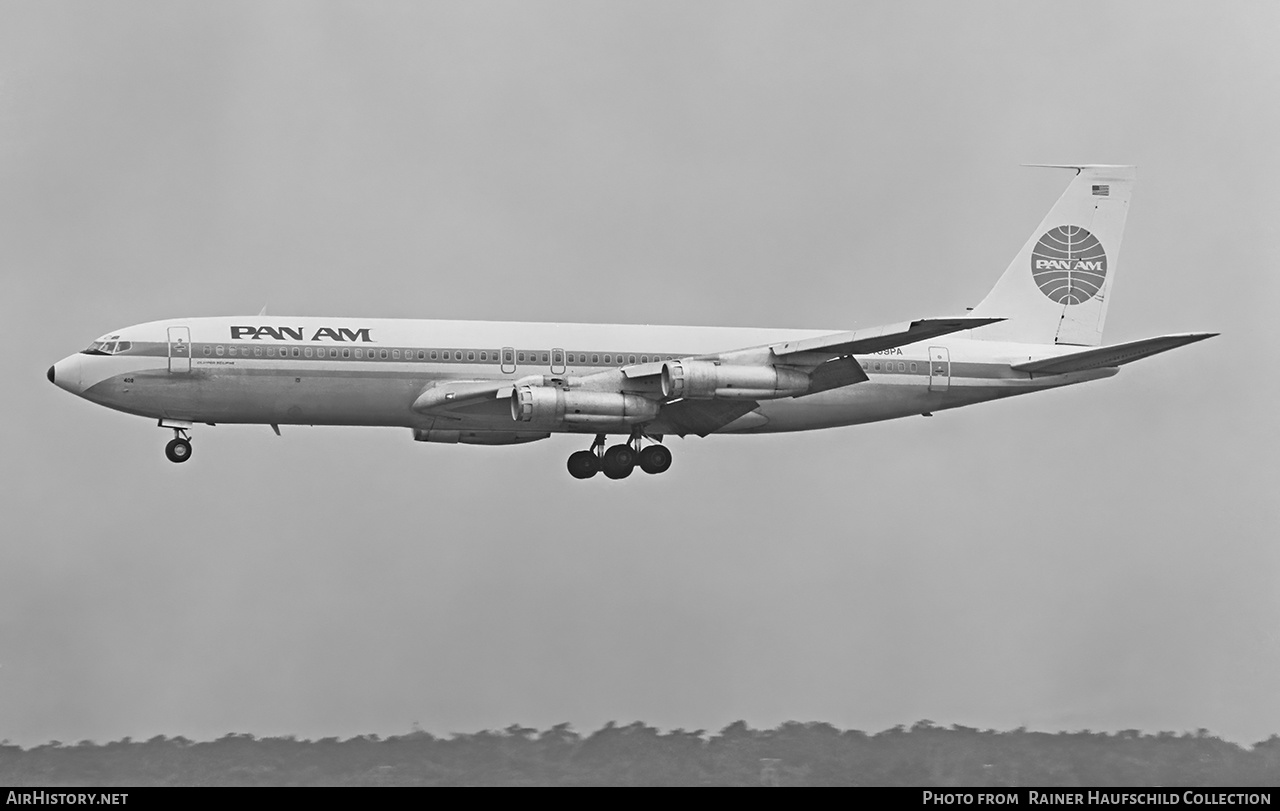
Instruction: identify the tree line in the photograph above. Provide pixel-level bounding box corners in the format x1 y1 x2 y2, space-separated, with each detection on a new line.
1 720 1277 786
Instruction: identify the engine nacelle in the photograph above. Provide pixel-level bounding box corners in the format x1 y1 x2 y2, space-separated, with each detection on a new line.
661 360 809 400
510 386 660 425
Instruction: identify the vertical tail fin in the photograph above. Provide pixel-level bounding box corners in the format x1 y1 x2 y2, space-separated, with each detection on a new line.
970 165 1135 346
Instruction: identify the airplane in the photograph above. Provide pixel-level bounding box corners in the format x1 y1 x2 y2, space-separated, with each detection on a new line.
48 165 1215 480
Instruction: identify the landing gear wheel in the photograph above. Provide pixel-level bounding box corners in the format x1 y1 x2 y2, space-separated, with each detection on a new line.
601 444 636 480
639 444 672 475
567 449 601 479
165 438 192 464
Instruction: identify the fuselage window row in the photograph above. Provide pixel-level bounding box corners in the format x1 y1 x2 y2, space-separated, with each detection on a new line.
861 361 921 374
195 344 683 367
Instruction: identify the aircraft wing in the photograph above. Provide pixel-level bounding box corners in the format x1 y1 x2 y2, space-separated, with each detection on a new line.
608 316 1003 397
417 317 1007 427
766 317 1004 363
1010 333 1217 375
611 316 1004 383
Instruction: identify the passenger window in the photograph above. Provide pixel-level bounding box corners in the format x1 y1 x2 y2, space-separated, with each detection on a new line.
329 349 337 358
540 352 547 363
518 352 525 362
216 345 224 356
898 362 906 372
393 349 401 359
255 347 262 357
873 362 880 371
267 347 275 357
628 355 636 364
468 351 475 361
292 348 300 357
380 349 388 359
641 355 648 363
203 346 211 356
343 349 350 358
603 354 611 364
417 351 424 360
910 362 917 372
480 351 487 361
860 362 868 370
304 347 312 358
591 354 599 364
453 351 461 361
429 351 438 360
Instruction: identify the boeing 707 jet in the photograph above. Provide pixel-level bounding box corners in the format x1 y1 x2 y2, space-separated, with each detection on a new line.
48 165 1214 479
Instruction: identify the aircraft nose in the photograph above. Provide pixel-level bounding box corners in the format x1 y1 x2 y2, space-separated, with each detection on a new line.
49 355 84 395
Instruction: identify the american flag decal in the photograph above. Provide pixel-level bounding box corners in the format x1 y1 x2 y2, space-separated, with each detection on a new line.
1092 184 1110 196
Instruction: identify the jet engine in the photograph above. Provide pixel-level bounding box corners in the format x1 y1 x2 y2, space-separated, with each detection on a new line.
511 386 660 425
661 360 809 400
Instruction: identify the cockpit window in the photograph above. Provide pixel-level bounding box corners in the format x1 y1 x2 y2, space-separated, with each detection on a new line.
80 340 130 356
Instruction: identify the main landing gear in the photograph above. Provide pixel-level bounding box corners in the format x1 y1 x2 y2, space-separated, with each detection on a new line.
164 427 193 464
567 433 673 480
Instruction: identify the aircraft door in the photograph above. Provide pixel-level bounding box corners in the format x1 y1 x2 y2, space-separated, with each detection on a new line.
501 346 516 374
168 326 191 374
928 346 950 392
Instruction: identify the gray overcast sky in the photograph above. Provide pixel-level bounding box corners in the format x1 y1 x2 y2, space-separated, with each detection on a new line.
2 1 1277 746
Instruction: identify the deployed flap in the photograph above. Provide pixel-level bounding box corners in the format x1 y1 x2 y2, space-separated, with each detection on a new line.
652 399 760 437
802 355 870 396
622 361 665 379
1011 332 1217 375
412 380 510 413
771 317 1003 359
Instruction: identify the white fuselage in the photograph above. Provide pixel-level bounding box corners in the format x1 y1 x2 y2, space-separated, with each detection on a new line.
49 316 1114 439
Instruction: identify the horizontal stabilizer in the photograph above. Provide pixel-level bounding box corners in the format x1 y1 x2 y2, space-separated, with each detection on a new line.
1011 332 1217 375
771 317 1003 359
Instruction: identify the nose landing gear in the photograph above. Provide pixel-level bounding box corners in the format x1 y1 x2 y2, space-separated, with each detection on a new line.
565 433 671 480
161 421 193 463
165 438 192 463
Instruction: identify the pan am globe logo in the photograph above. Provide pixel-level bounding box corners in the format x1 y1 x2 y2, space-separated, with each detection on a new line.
1031 225 1107 305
